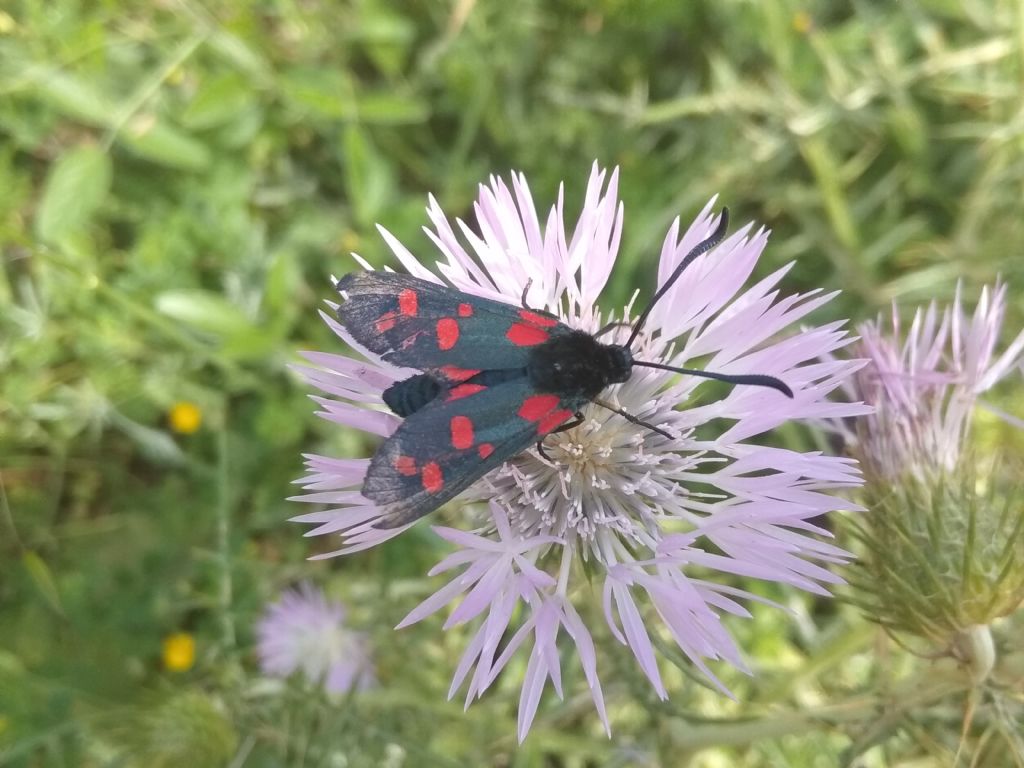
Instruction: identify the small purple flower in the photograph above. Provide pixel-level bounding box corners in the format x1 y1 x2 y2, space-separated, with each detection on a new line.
256 584 373 694
293 164 867 739
834 282 1024 478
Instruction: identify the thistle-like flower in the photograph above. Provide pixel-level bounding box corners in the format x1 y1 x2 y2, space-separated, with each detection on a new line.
836 283 1024 480
256 584 373 694
293 165 867 738
836 285 1024 650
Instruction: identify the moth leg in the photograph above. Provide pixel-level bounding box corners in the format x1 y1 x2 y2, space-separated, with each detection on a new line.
520 279 534 309
549 411 585 435
593 398 673 439
536 439 553 462
535 412 585 464
519 279 560 320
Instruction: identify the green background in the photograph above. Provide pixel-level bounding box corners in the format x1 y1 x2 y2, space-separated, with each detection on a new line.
2 0 1023 765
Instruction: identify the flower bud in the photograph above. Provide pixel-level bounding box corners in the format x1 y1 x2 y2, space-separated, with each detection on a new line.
850 464 1024 645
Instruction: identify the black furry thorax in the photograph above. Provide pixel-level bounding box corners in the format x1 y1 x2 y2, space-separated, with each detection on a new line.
527 331 632 401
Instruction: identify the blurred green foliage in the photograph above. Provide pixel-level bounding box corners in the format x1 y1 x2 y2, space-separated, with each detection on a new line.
2 0 1023 765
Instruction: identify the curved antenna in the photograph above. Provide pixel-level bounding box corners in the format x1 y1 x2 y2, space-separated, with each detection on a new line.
632 359 793 397
624 208 730 349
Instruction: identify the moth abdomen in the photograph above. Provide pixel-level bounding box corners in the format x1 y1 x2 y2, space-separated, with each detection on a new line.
383 373 443 417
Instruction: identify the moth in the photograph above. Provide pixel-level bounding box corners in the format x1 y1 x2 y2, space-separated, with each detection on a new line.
335 209 792 528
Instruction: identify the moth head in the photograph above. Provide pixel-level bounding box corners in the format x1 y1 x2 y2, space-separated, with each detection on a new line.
605 344 633 384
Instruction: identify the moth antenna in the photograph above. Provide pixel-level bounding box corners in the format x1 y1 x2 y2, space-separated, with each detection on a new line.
632 359 793 398
624 208 729 349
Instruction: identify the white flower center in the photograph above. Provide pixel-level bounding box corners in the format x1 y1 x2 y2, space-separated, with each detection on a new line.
481 388 698 562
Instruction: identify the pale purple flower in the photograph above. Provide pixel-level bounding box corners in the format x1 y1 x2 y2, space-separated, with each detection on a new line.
256 584 373 694
834 282 1024 478
292 164 867 739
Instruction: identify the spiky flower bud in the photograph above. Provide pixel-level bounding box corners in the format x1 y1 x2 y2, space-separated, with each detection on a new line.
836 284 1024 653
120 691 237 768
848 465 1024 648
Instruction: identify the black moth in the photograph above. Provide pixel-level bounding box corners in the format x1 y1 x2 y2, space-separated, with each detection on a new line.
335 209 792 529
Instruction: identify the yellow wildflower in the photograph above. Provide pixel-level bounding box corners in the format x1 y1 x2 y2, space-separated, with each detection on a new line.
792 11 813 34
169 402 202 434
340 230 361 253
163 632 196 672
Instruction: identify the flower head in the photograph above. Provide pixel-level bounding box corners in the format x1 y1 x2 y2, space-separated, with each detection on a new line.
256 584 373 694
837 282 1024 480
168 401 202 434
162 631 196 672
834 284 1024 646
293 164 867 738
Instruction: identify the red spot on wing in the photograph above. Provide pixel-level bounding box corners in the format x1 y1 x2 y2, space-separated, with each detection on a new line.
506 322 549 347
376 312 397 333
394 455 418 476
450 415 474 449
538 409 573 435
458 303 473 317
421 462 444 493
437 318 460 350
439 365 480 382
519 309 558 327
447 383 487 401
477 443 494 459
518 394 561 421
398 289 418 316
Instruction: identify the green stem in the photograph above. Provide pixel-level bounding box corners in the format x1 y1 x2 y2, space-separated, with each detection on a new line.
667 661 973 753
758 619 876 704
216 425 235 650
0 471 25 552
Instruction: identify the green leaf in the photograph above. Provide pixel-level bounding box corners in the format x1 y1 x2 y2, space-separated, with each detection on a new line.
155 289 254 338
355 91 429 124
108 410 187 466
22 67 209 170
263 250 301 318
279 70 426 124
29 68 114 126
121 116 210 171
220 328 283 361
208 30 273 81
281 68 356 120
342 125 393 227
22 551 64 617
0 650 26 676
182 73 254 130
34 145 112 243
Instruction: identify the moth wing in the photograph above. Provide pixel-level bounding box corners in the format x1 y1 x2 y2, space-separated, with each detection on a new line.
363 376 576 528
336 271 570 371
